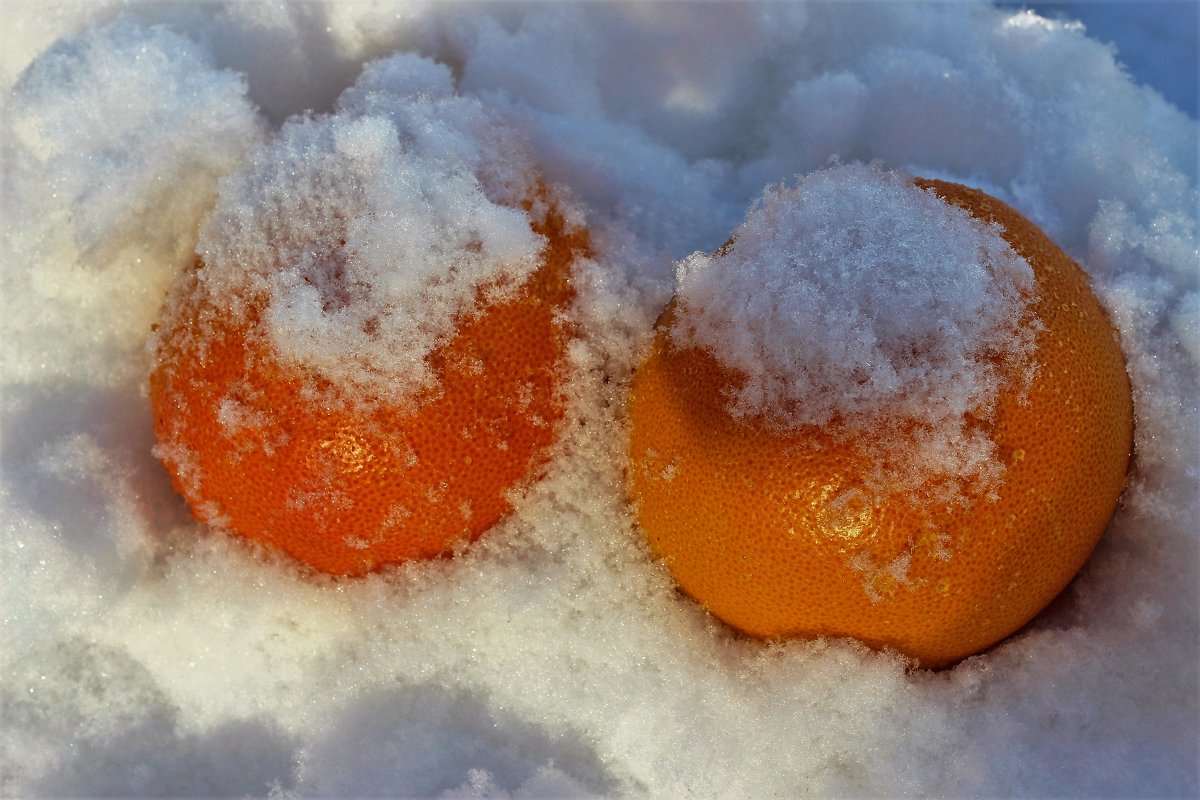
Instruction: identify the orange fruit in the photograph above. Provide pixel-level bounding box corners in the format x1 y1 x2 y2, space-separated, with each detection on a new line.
627 179 1133 668
150 191 587 576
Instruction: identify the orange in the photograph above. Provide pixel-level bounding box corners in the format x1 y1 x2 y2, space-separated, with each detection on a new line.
150 191 588 576
627 179 1133 668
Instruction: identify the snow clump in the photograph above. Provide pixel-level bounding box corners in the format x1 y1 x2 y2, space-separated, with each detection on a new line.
176 53 550 404
671 162 1039 495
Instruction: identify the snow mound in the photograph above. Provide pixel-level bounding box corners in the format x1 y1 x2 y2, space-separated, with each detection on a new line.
178 53 549 403
671 163 1038 495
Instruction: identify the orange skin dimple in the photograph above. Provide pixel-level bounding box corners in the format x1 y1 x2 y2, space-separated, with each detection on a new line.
627 179 1134 668
151 195 588 576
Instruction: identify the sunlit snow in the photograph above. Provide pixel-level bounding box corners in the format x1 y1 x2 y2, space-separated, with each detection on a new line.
1 2 1196 797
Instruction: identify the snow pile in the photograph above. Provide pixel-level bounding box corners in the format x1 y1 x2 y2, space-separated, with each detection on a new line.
1 19 262 385
0 2 1196 798
671 163 1037 495
1021 1 1199 117
177 53 548 402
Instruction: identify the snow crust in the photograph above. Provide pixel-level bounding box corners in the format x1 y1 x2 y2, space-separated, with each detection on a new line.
1 2 1196 798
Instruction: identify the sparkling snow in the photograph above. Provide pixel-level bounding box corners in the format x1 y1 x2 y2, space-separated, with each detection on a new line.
1 2 1196 797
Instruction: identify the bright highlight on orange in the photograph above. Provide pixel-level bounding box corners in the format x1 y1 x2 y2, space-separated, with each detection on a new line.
627 180 1134 668
150 194 587 576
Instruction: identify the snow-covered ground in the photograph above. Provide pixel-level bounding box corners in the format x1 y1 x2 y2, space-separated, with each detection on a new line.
2 2 1197 797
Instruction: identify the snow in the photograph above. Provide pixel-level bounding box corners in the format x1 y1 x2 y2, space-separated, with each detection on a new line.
670 163 1037 497
179 52 548 403
1 2 1197 797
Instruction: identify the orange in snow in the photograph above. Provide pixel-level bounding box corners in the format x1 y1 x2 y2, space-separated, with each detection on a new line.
627 180 1133 668
150 193 587 576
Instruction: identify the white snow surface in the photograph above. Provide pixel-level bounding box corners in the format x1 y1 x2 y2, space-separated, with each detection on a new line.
1 2 1197 798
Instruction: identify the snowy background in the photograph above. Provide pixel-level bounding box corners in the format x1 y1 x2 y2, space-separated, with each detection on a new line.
2 1 1197 797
